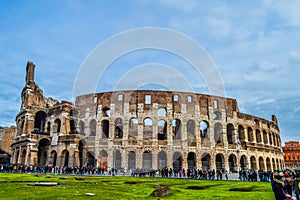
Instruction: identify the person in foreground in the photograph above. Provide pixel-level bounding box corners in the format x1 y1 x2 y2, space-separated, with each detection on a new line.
272 172 292 200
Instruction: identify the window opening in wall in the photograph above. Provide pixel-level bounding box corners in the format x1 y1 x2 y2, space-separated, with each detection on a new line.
118 94 123 101
200 121 208 138
173 94 179 102
187 96 192 103
145 94 151 104
253 119 259 125
157 107 167 117
93 96 97 103
157 120 167 140
213 99 219 109
102 108 110 117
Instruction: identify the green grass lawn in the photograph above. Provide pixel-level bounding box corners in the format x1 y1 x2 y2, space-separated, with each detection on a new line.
0 173 275 200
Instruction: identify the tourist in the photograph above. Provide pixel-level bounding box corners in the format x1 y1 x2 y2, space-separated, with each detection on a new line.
283 172 293 197
293 174 300 200
272 172 292 200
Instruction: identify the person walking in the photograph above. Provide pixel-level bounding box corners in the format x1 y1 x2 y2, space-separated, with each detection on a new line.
293 174 300 200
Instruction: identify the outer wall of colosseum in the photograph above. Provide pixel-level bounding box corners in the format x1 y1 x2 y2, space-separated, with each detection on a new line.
11 62 284 173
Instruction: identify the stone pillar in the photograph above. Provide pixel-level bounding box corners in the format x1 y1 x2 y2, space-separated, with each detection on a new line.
182 152 188 170
152 150 157 170
244 128 248 141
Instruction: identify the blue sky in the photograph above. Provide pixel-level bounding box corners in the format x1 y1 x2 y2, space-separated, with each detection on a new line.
0 0 299 143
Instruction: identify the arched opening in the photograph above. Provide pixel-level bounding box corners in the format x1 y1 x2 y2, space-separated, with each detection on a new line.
263 130 268 144
240 155 248 170
256 130 261 143
201 153 211 170
78 140 85 167
20 149 26 165
70 109 79 118
248 127 254 142
53 118 61 133
213 111 222 120
157 107 167 117
143 118 153 140
87 152 95 167
266 157 271 171
238 125 245 141
172 119 181 140
38 138 50 167
143 151 152 170
214 123 223 143
102 108 110 117
79 120 85 135
228 154 237 172
34 111 47 133
216 154 225 170
187 152 196 169
259 157 265 170
269 133 273 145
187 120 196 146
50 150 57 167
157 151 167 169
128 151 136 170
129 118 138 137
173 152 182 170
114 118 123 138
47 121 51 133
250 156 256 170
69 119 77 134
89 119 97 136
61 150 69 167
276 158 279 170
99 150 108 171
114 149 122 170
157 120 167 140
227 124 234 144
15 150 20 164
102 120 109 138
200 121 209 138
272 158 276 170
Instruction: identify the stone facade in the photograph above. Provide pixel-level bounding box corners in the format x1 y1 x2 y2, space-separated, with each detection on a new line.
282 141 300 167
0 126 16 155
10 61 285 172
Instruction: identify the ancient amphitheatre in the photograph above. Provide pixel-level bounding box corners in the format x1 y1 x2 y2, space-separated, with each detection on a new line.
11 61 284 173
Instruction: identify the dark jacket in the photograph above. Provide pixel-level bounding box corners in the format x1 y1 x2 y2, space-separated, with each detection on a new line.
294 179 300 195
273 179 286 200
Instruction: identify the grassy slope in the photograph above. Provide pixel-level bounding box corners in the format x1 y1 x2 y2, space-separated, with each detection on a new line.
0 173 274 200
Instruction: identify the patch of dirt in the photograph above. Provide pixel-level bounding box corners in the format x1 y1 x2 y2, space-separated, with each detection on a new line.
186 184 224 190
229 187 253 192
124 181 139 184
151 186 172 197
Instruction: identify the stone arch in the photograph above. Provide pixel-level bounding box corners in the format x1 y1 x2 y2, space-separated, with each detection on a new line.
201 153 211 170
173 152 183 170
187 152 196 169
143 118 153 139
250 156 257 170
240 155 248 170
157 107 167 117
213 111 222 120
14 149 20 164
248 127 254 142
53 118 61 133
89 119 96 136
228 154 237 172
214 123 223 143
20 149 26 165
259 156 265 170
143 151 152 170
200 120 209 138
263 130 268 144
50 150 57 167
102 119 109 138
113 149 122 170
38 138 50 167
99 149 108 171
238 125 245 140
172 119 182 140
157 119 167 140
157 151 167 169
34 111 47 133
276 158 279 170
216 153 225 170
102 107 110 117
187 120 196 146
128 151 136 170
78 140 86 167
69 119 77 134
272 158 276 170
61 149 70 167
227 123 234 144
129 118 138 137
266 157 271 171
79 120 85 135
256 129 262 143
114 118 123 138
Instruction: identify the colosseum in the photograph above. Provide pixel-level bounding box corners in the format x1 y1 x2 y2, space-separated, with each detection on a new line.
11 61 285 173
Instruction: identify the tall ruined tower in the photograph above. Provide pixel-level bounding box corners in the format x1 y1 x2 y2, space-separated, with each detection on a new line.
25 61 35 85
